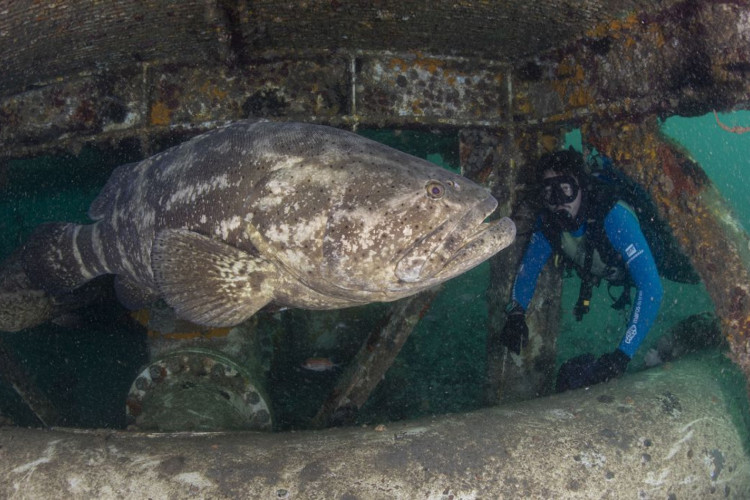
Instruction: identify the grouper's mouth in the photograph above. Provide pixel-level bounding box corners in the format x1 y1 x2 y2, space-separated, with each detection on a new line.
394 196 516 284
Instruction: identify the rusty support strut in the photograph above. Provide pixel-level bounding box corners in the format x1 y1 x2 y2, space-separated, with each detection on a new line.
585 118 750 397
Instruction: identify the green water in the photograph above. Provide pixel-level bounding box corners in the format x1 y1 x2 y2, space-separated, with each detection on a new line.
663 111 750 225
0 118 748 440
664 112 750 448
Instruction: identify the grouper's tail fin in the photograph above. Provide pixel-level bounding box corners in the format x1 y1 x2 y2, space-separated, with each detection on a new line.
0 246 106 332
21 222 106 293
0 249 54 332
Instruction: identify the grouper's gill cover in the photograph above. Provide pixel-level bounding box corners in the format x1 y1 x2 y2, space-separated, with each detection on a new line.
13 120 516 329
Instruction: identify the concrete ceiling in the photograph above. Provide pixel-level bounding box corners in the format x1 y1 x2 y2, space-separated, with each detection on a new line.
1 0 679 96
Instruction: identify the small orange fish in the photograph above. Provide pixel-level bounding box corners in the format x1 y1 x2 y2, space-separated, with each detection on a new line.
300 357 340 372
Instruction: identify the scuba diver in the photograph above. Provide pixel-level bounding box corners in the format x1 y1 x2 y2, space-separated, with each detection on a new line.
498 149 664 392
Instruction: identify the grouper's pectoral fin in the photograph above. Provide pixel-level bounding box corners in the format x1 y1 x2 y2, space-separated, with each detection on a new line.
151 229 276 327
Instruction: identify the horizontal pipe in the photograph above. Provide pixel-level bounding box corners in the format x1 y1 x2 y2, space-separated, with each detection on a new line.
1 353 748 499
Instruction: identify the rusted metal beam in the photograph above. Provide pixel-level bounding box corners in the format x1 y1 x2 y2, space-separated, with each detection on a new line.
311 288 439 428
465 127 564 404
512 2 750 127
0 51 511 161
2 2 750 164
585 117 750 398
1 0 684 99
0 338 59 428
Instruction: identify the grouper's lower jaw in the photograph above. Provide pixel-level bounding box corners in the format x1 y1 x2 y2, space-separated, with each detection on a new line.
394 195 500 284
416 216 516 285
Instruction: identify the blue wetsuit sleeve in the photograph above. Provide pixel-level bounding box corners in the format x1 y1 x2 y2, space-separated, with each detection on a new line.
511 230 553 311
603 203 664 358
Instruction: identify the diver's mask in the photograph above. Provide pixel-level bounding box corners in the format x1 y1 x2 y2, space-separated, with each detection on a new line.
541 175 583 231
541 175 579 206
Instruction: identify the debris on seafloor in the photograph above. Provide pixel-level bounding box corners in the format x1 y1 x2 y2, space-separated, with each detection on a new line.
0 337 59 427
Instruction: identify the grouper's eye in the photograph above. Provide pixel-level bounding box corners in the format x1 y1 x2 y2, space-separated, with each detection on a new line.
425 180 445 199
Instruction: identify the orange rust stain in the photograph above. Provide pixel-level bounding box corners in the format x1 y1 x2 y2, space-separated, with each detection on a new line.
539 135 559 152
572 65 585 83
474 165 494 184
647 24 666 49
588 11 641 39
586 23 609 39
146 327 232 340
549 55 596 110
131 309 150 327
656 145 700 197
411 99 424 115
150 101 172 126
515 96 533 116
568 87 594 108
204 327 232 338
133 309 233 339
126 397 143 416
607 19 624 37
389 57 408 72
623 13 640 29
200 82 229 100
555 58 577 79
416 58 442 75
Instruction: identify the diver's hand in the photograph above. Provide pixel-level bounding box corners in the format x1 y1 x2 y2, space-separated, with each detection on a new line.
499 303 529 355
595 349 630 379
556 349 630 392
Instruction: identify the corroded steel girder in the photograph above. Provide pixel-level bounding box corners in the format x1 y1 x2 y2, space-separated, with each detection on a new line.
460 128 563 404
585 118 750 397
514 2 750 125
0 0 686 98
0 52 509 161
1 1 749 163
311 289 440 429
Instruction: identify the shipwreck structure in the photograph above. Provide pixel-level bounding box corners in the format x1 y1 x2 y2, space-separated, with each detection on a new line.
1 0 750 497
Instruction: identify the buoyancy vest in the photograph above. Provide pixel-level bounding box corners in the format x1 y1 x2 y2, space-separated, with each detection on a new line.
539 179 637 320
539 169 701 320
583 155 701 286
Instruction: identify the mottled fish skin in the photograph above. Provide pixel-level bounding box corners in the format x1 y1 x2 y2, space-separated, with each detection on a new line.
0 250 103 332
17 120 515 328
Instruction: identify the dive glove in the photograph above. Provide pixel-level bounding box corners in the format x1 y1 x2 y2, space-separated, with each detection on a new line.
555 348 630 392
499 302 529 355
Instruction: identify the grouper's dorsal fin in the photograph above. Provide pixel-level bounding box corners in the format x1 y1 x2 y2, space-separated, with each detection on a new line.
88 162 138 220
151 229 276 327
